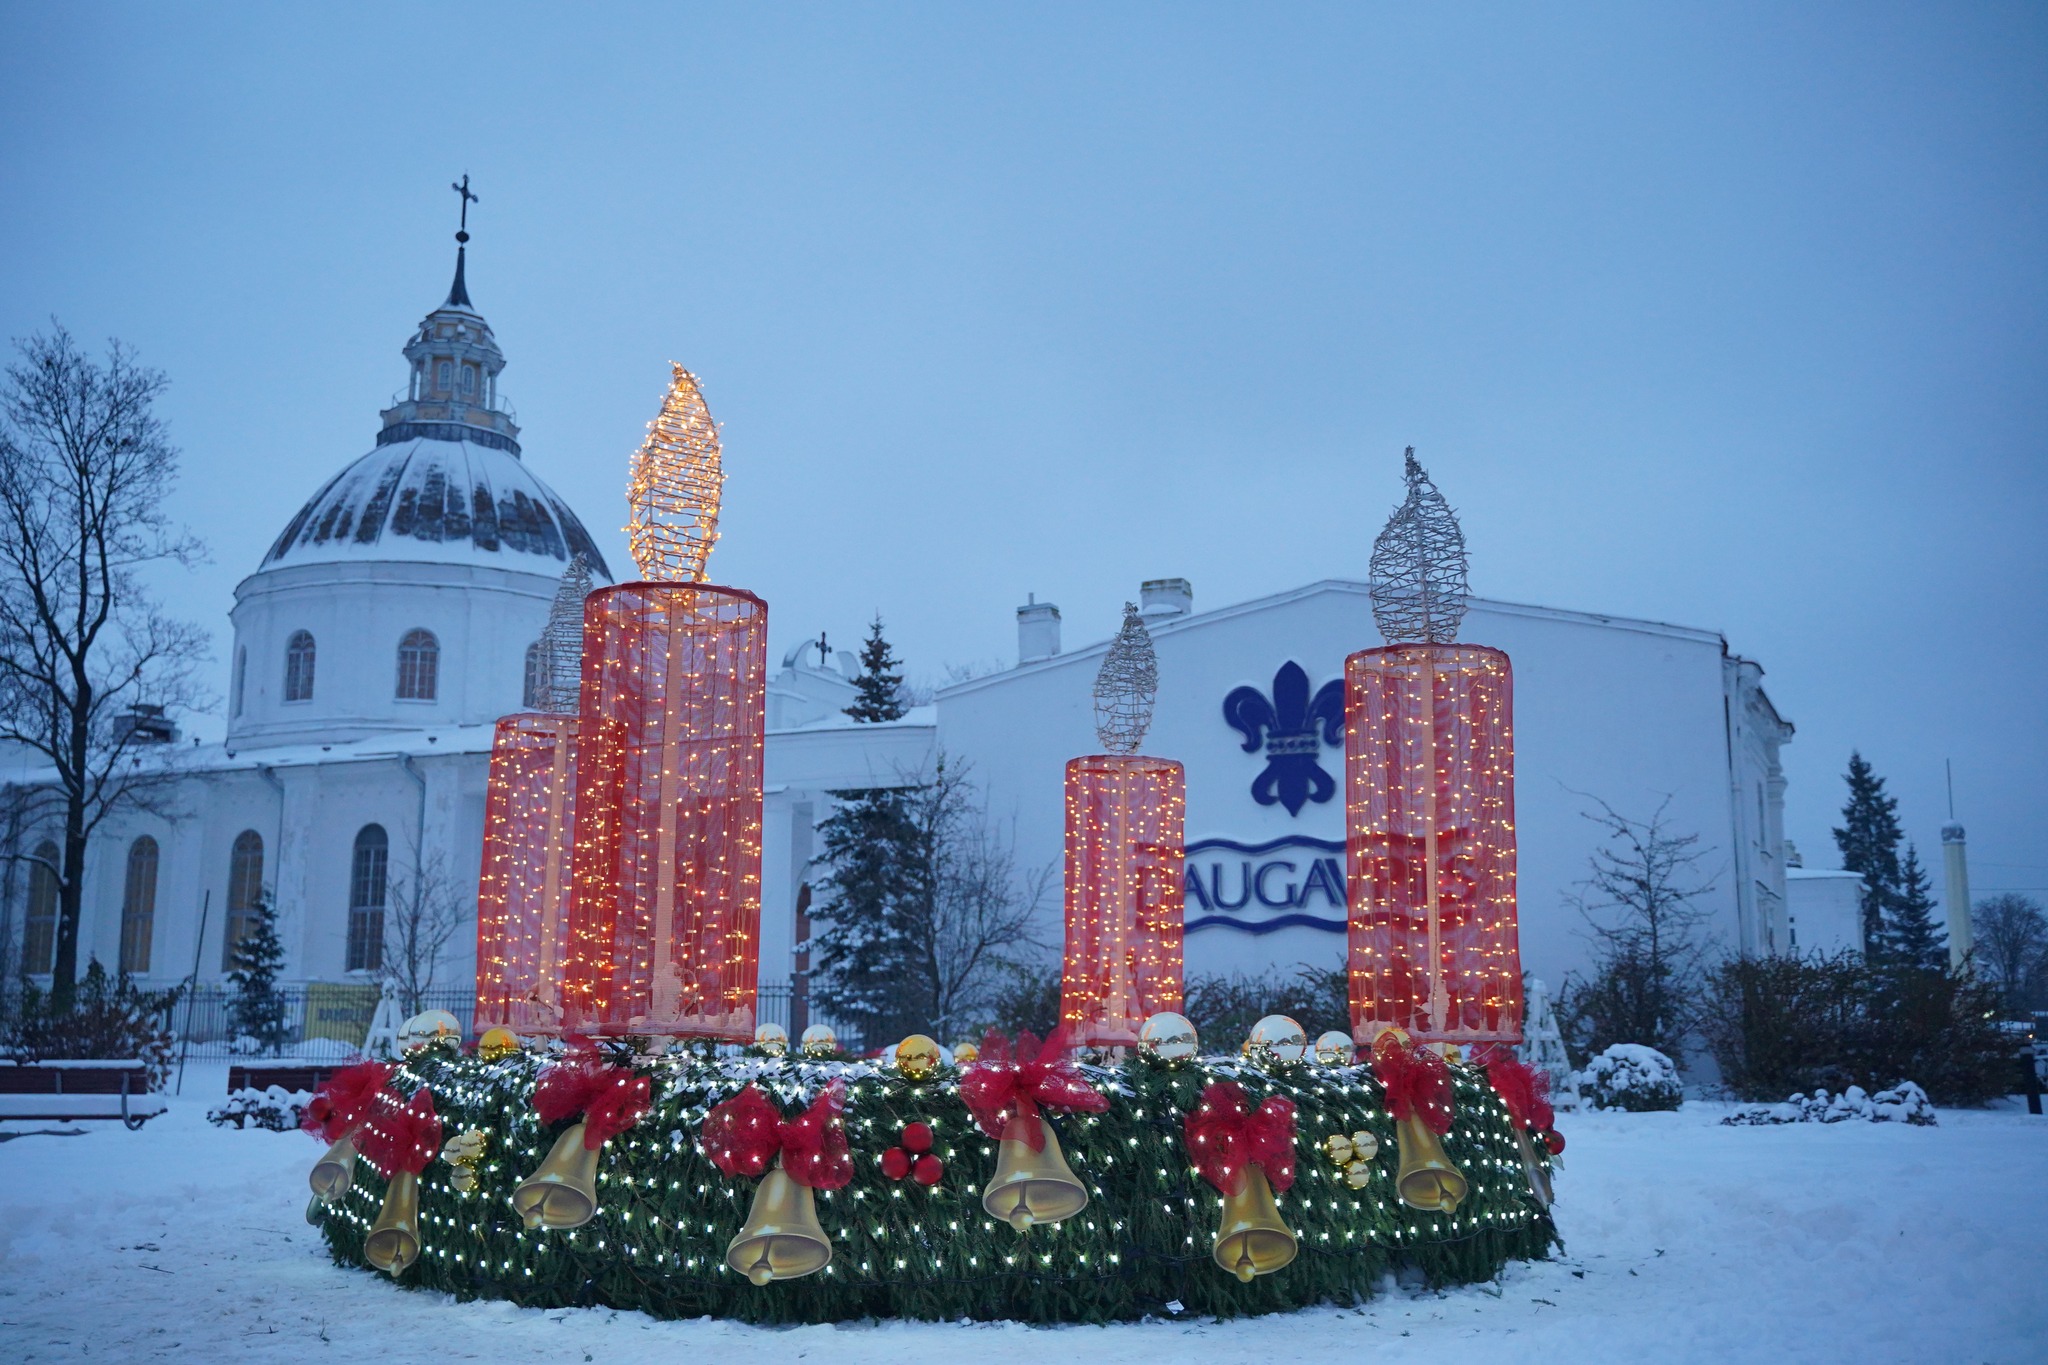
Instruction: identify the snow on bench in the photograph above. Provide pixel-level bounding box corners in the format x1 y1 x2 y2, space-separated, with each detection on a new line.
0 1059 167 1129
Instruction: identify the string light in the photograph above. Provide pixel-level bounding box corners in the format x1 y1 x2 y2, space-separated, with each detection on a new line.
626 364 722 584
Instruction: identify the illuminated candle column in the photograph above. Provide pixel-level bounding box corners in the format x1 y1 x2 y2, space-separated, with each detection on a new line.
1061 604 1185 1047
1345 451 1522 1046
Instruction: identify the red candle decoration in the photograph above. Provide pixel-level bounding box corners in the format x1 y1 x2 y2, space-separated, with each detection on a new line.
1344 643 1521 1045
561 582 766 1040
475 712 580 1035
1060 755 1186 1047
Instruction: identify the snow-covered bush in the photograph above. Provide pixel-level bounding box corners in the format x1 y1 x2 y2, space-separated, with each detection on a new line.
1722 1081 1937 1127
1576 1043 1683 1111
207 1085 310 1131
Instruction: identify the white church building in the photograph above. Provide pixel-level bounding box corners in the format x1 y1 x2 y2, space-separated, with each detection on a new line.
1 236 1806 1048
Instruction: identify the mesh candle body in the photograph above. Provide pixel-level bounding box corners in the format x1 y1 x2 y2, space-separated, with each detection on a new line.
562 582 766 1040
1344 644 1521 1045
1061 755 1186 1047
475 712 580 1034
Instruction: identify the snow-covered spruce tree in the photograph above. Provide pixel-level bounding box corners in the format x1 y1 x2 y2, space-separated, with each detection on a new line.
808 784 932 1048
844 614 907 722
1879 844 1947 973
1833 752 1904 957
226 890 290 1055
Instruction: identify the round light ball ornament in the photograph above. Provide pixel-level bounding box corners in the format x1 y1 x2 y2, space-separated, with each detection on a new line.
1244 1015 1308 1064
754 1023 789 1056
477 1026 521 1061
1138 1011 1198 1061
952 1041 980 1066
1313 1030 1355 1065
894 1034 943 1080
800 1024 838 1058
398 1009 462 1053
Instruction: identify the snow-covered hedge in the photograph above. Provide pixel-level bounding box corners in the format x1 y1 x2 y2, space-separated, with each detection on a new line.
1722 1081 1937 1127
207 1086 310 1131
1576 1044 1684 1111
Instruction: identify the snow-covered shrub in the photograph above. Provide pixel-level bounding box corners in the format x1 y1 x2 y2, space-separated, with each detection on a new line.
1722 1080 1937 1127
207 1085 311 1131
1576 1043 1683 1111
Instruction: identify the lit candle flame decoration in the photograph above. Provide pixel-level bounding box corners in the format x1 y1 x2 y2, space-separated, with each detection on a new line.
1092 602 1159 755
1368 447 1469 645
627 364 723 583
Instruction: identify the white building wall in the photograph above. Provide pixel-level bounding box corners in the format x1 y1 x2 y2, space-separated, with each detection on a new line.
1787 869 1865 958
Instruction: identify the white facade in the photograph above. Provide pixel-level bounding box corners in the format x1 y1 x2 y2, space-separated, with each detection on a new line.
1786 866 1866 959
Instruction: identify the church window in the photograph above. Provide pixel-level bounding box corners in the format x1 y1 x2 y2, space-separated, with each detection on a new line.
22 841 59 974
396 629 439 701
284 631 315 702
523 641 543 709
461 364 476 394
232 647 247 717
119 835 158 974
222 830 264 968
347 824 388 973
436 360 452 391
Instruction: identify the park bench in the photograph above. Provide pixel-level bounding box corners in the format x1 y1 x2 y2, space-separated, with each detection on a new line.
0 1059 166 1129
227 1064 341 1095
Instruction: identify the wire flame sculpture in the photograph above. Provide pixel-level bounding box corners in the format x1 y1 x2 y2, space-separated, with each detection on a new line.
538 554 593 713
1092 603 1159 755
627 364 723 583
1368 448 1469 644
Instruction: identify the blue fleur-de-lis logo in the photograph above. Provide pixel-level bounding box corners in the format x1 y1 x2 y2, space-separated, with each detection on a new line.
1222 662 1345 817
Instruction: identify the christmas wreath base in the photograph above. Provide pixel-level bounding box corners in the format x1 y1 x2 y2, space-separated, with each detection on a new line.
312 1048 1558 1325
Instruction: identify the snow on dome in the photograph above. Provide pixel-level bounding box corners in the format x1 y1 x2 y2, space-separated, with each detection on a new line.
262 436 613 579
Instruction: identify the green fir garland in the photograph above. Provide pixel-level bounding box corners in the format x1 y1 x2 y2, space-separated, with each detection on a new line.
314 1045 1557 1324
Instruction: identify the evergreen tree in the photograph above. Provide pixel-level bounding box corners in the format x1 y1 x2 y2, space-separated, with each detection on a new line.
844 615 907 722
808 786 933 1046
1832 752 1904 955
1879 844 1948 973
226 891 291 1055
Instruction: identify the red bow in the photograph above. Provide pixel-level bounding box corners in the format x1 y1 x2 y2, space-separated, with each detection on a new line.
1184 1081 1296 1195
1478 1048 1555 1134
958 1028 1108 1151
533 1037 652 1149
1372 1031 1453 1136
356 1087 442 1178
300 1060 392 1143
700 1082 853 1190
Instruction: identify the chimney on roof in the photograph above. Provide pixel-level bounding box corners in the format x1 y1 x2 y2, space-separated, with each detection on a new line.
1017 593 1061 663
1139 578 1193 621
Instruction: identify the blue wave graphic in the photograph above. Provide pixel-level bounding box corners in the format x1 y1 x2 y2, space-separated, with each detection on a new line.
1186 834 1345 857
1187 912 1347 936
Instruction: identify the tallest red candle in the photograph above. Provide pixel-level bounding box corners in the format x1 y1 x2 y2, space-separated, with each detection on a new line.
561 582 765 1040
1344 643 1520 1045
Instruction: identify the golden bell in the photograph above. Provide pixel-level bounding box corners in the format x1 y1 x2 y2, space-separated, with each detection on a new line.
1213 1162 1297 1281
308 1134 357 1201
363 1170 421 1276
1514 1127 1554 1208
981 1115 1088 1231
511 1123 600 1231
1394 1111 1468 1213
725 1157 832 1285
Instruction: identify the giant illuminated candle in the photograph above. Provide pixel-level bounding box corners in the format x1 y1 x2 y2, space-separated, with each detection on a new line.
1061 604 1185 1046
1345 451 1522 1046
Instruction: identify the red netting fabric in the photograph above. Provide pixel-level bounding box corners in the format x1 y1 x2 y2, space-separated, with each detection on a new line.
1059 755 1186 1047
1344 643 1522 1044
561 582 766 1040
474 713 579 1035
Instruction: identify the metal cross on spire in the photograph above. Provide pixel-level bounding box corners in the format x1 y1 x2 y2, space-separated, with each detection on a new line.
452 173 479 242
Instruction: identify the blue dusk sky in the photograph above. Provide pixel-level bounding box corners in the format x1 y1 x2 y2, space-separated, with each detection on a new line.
1 4 2043 897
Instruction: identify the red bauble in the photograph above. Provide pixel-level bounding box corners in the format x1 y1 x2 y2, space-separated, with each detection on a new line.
1545 1129 1565 1156
901 1121 933 1154
912 1154 944 1186
880 1146 912 1180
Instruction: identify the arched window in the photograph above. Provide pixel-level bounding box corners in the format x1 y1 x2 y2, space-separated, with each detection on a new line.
284 630 315 702
460 364 476 394
221 830 264 968
119 836 159 974
522 640 544 709
232 647 247 718
347 824 388 972
436 360 452 391
22 840 59 974
396 629 439 701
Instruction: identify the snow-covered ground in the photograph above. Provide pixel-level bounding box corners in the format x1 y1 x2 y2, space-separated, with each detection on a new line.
2 1068 2043 1364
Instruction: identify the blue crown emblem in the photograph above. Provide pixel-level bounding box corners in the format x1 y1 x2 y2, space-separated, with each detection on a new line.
1222 661 1345 817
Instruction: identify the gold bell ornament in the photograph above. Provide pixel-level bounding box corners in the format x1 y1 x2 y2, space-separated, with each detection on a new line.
1185 1080 1298 1280
700 1081 854 1285
512 1122 601 1230
513 1047 652 1231
309 1134 358 1201
982 1114 1090 1231
1372 1029 1467 1214
301 1059 393 1202
960 1030 1111 1231
364 1169 423 1276
355 1087 442 1278
1481 1050 1559 1209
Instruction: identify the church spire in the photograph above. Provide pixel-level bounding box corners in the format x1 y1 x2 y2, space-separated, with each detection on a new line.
445 174 478 309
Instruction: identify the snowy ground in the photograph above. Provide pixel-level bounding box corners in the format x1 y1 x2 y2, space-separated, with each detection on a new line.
2 1067 2044 1364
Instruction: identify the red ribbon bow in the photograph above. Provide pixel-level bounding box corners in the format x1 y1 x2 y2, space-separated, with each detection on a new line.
1372 1031 1454 1136
700 1081 853 1190
958 1028 1108 1152
1478 1048 1555 1134
1184 1081 1297 1195
356 1087 442 1178
533 1036 652 1149
299 1060 393 1143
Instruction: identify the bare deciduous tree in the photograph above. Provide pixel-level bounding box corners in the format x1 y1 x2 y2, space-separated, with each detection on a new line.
0 325 208 999
1973 893 2048 1012
379 847 467 1018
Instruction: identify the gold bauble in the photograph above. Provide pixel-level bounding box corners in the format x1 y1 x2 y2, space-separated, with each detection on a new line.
894 1034 943 1080
478 1027 521 1061
397 1009 462 1053
1349 1129 1379 1161
1138 1011 1198 1061
1313 1030 1354 1065
443 1128 489 1193
799 1024 838 1058
755 1023 789 1056
952 1041 980 1066
1244 1015 1308 1065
